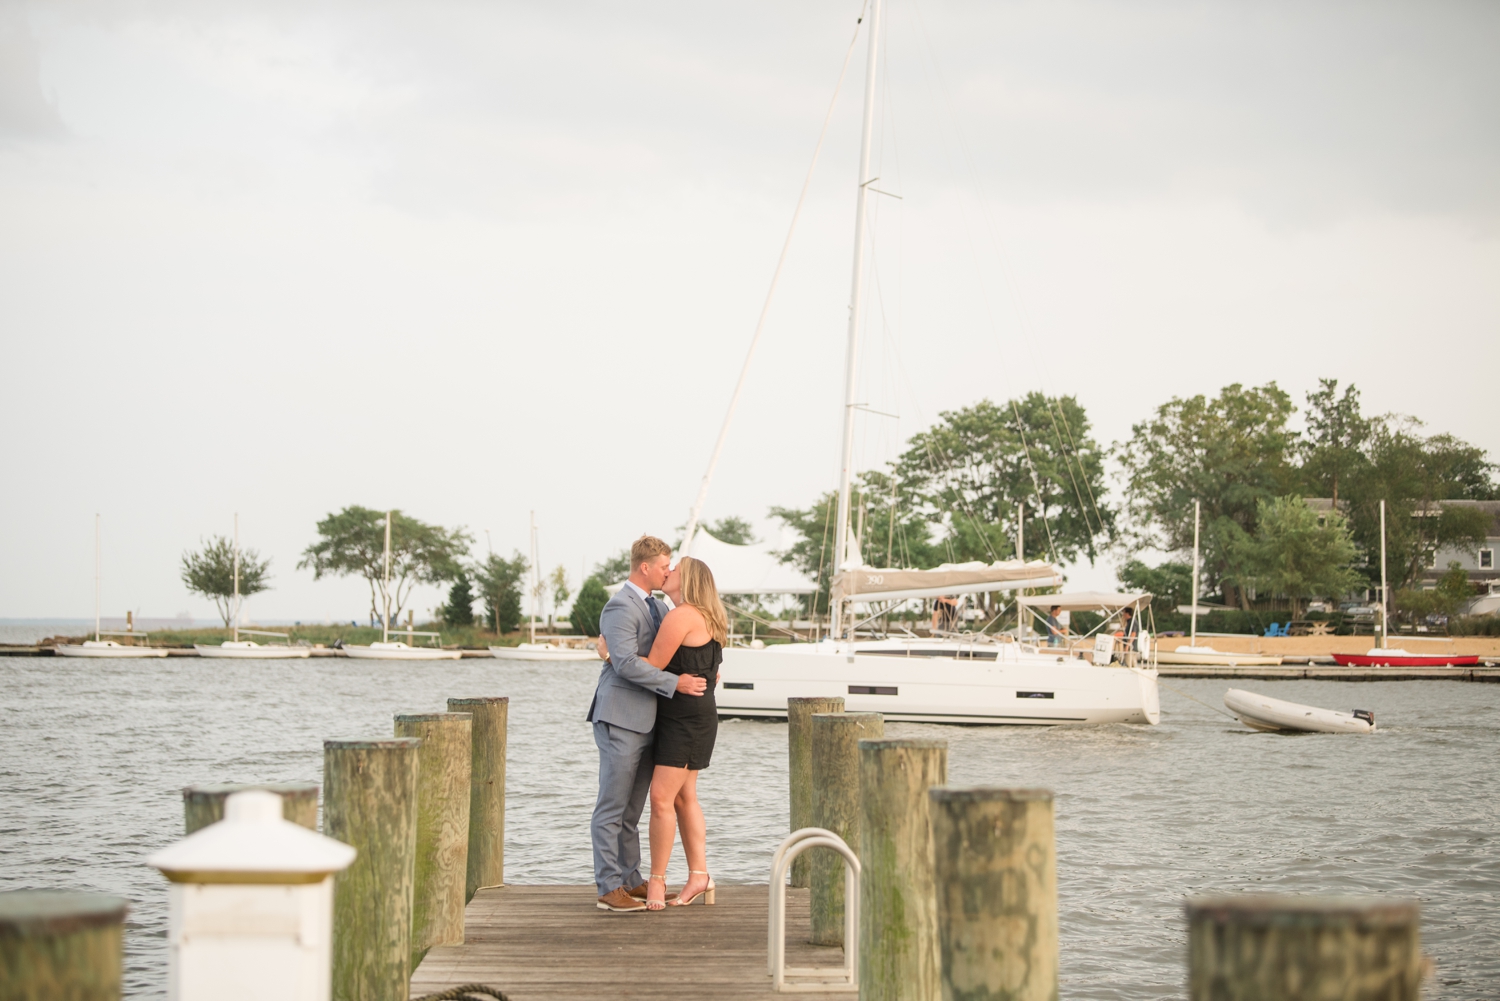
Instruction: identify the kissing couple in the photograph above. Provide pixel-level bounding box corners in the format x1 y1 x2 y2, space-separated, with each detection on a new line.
586 534 727 912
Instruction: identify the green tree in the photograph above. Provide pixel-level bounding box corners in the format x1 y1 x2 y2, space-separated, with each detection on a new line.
297 506 471 626
1231 496 1362 616
770 474 937 614
442 575 476 626
1394 562 1475 625
1118 382 1299 608
571 576 609 636
1116 559 1194 617
181 536 272 627
1301 379 1371 510
895 393 1114 565
474 551 528 634
1343 419 1495 589
594 549 632 584
549 566 571 628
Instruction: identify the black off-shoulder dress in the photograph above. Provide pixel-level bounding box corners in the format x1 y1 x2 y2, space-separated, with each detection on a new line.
654 640 722 771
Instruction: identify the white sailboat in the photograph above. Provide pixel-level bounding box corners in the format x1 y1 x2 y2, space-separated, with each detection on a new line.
1154 500 1283 667
195 514 311 659
55 515 169 658
712 0 1159 726
343 510 461 661
492 512 597 661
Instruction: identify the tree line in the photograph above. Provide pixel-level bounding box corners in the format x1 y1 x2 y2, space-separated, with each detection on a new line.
768 379 1495 619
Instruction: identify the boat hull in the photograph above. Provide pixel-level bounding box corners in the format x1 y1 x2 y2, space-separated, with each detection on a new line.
490 645 599 662
1331 653 1478 667
342 645 462 661
716 645 1159 726
1223 688 1374 733
54 642 168 658
1155 649 1283 667
194 643 312 659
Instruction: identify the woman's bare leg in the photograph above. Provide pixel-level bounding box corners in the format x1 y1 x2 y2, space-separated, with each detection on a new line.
672 770 710 902
648 765 688 908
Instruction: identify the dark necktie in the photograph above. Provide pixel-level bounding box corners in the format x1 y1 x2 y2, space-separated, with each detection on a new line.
645 595 661 631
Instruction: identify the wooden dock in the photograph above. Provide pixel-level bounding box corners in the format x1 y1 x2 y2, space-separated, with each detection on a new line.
409 885 849 1000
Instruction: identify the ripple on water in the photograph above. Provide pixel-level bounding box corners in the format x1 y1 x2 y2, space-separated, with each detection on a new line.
0 662 1496 999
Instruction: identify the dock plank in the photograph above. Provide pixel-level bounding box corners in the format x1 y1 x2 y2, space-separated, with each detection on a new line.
409 885 848 1000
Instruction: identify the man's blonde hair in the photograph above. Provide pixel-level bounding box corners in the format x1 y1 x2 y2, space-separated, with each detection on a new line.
676 557 728 646
630 535 672 571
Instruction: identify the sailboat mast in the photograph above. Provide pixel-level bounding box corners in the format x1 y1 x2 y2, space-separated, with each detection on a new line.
1190 499 1201 647
832 0 883 640
1379 498 1388 650
529 511 538 645
383 510 392 643
232 513 240 643
94 513 101 642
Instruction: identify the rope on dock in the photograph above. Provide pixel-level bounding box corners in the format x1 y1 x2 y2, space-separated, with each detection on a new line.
410 985 511 1000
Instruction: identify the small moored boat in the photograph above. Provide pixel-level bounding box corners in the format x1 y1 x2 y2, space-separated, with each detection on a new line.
1223 688 1375 734
1330 648 1478 668
490 642 598 662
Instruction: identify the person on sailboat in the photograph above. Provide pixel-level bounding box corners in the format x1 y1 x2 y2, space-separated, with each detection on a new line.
1044 605 1068 648
1116 606 1140 666
932 595 959 633
588 536 706 914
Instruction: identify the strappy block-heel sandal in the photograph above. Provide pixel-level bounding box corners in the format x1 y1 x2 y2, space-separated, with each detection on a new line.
672 870 715 906
645 873 669 911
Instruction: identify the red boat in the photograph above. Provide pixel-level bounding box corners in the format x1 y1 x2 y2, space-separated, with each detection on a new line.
1332 648 1479 667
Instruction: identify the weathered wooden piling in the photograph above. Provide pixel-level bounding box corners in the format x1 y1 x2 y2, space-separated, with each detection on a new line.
447 697 508 902
810 711 883 946
323 737 421 1001
182 782 319 834
788 695 844 888
0 891 127 1001
929 787 1057 1001
859 737 948 1001
1187 896 1422 1001
394 712 472 971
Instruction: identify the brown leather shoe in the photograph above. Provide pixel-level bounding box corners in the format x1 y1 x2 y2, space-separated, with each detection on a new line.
597 887 648 913
626 882 679 902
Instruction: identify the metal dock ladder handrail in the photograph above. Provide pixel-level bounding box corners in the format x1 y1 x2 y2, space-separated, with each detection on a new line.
768 828 859 993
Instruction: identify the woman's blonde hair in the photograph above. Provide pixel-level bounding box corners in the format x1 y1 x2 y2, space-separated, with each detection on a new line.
676 556 728 646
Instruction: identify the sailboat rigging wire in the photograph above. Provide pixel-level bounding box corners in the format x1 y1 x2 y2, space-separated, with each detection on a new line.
1053 398 1109 545
1009 398 1060 562
680 1 869 552
1043 399 1098 540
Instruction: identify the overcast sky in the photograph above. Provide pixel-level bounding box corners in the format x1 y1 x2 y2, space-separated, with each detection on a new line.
3 0 1497 623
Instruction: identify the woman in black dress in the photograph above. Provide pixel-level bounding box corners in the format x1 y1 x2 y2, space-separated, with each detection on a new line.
638 556 726 910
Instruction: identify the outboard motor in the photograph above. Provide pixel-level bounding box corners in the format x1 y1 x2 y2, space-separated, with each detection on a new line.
1352 709 1375 727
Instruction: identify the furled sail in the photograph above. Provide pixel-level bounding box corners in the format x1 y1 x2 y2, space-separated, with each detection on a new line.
832 559 1063 606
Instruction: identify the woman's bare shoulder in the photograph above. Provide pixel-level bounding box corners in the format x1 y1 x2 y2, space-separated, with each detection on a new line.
664 603 706 625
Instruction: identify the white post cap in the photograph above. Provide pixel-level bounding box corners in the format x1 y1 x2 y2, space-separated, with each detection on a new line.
147 790 356 884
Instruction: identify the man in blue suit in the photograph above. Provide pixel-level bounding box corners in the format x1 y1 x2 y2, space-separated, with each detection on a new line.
588 534 707 912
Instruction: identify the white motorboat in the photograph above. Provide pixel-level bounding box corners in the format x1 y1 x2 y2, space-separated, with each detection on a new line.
196 639 311 659
56 639 168 659
342 510 461 661
55 515 169 658
1224 688 1375 734
491 642 598 662
343 641 461 661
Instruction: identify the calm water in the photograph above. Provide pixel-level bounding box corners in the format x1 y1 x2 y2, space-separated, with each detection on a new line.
0 656 1495 999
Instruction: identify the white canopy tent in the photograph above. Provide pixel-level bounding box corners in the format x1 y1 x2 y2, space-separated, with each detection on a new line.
833 560 1063 606
607 529 819 596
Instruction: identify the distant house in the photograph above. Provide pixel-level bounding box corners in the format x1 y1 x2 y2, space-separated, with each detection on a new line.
1305 497 1500 600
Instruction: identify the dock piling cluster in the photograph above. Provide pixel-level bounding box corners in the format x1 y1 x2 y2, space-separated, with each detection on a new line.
787 696 844 888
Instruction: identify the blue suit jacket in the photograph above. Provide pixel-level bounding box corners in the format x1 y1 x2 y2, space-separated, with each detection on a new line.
587 585 678 733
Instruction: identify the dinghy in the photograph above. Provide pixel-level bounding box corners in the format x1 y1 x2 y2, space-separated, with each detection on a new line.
1330 648 1477 667
1223 688 1375 734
